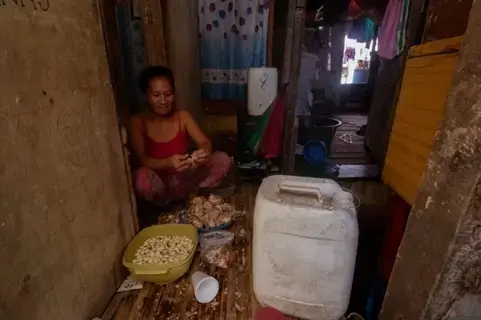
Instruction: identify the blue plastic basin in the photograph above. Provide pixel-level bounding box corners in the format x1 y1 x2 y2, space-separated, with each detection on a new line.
303 140 328 165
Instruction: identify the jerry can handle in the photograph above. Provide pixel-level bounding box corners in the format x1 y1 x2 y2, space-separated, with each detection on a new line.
277 184 323 202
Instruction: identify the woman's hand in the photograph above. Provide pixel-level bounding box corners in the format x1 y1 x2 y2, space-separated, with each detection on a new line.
192 149 210 166
169 154 192 171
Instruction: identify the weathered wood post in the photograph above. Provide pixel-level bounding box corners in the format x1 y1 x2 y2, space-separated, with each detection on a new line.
281 0 305 174
138 0 168 66
380 1 481 319
163 0 203 121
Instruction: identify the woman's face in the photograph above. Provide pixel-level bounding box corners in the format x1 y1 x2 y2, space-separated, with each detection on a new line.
146 76 175 116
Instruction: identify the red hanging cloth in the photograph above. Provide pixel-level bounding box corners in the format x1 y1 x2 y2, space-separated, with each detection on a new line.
350 0 390 15
258 87 287 159
348 0 364 18
379 195 411 282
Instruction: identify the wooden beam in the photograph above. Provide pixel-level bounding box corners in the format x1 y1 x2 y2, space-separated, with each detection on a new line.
97 0 139 233
281 0 305 174
140 0 167 66
97 0 128 122
266 0 275 67
163 0 202 121
380 1 481 318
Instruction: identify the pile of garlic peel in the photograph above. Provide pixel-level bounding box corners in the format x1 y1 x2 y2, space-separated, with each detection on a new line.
133 236 194 265
187 195 235 229
204 246 231 269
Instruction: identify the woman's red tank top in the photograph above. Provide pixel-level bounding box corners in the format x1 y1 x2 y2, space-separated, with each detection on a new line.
143 113 189 171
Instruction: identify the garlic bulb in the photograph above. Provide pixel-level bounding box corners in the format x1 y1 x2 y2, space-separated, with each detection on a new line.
132 236 194 265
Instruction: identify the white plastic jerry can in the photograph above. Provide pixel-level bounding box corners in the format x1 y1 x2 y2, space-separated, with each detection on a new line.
252 175 359 320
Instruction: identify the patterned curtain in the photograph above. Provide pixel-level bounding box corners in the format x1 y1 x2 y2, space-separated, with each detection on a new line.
198 0 269 101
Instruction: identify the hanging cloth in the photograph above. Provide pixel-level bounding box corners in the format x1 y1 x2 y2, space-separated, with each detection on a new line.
396 0 410 55
348 0 364 19
347 18 367 42
198 0 269 100
378 0 410 59
246 86 287 159
344 47 356 62
349 0 390 16
257 87 287 159
347 17 375 45
364 18 376 48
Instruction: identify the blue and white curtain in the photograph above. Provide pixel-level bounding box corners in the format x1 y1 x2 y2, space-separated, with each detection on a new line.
198 0 269 100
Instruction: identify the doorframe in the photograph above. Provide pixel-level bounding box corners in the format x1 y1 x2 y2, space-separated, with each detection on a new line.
98 0 129 123
281 0 305 174
97 0 140 232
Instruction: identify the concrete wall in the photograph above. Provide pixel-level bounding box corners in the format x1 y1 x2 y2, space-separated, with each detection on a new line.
0 1 136 319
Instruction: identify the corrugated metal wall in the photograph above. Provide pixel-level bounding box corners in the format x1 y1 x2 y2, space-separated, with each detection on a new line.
382 37 463 204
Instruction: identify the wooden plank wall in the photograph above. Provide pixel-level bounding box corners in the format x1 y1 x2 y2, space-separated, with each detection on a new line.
138 0 167 66
382 37 463 204
423 0 473 42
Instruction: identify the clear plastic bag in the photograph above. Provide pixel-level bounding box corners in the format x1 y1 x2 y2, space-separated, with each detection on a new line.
199 230 234 268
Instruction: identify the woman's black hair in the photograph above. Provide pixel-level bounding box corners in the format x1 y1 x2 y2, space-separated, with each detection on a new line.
138 66 176 94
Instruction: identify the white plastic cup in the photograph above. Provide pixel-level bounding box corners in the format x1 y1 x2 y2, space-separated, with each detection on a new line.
191 271 219 303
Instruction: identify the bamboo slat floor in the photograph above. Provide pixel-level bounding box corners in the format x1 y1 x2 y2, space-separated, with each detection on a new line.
330 114 371 165
102 184 298 320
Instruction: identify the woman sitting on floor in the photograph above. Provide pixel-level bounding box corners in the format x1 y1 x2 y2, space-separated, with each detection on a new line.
129 66 232 205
